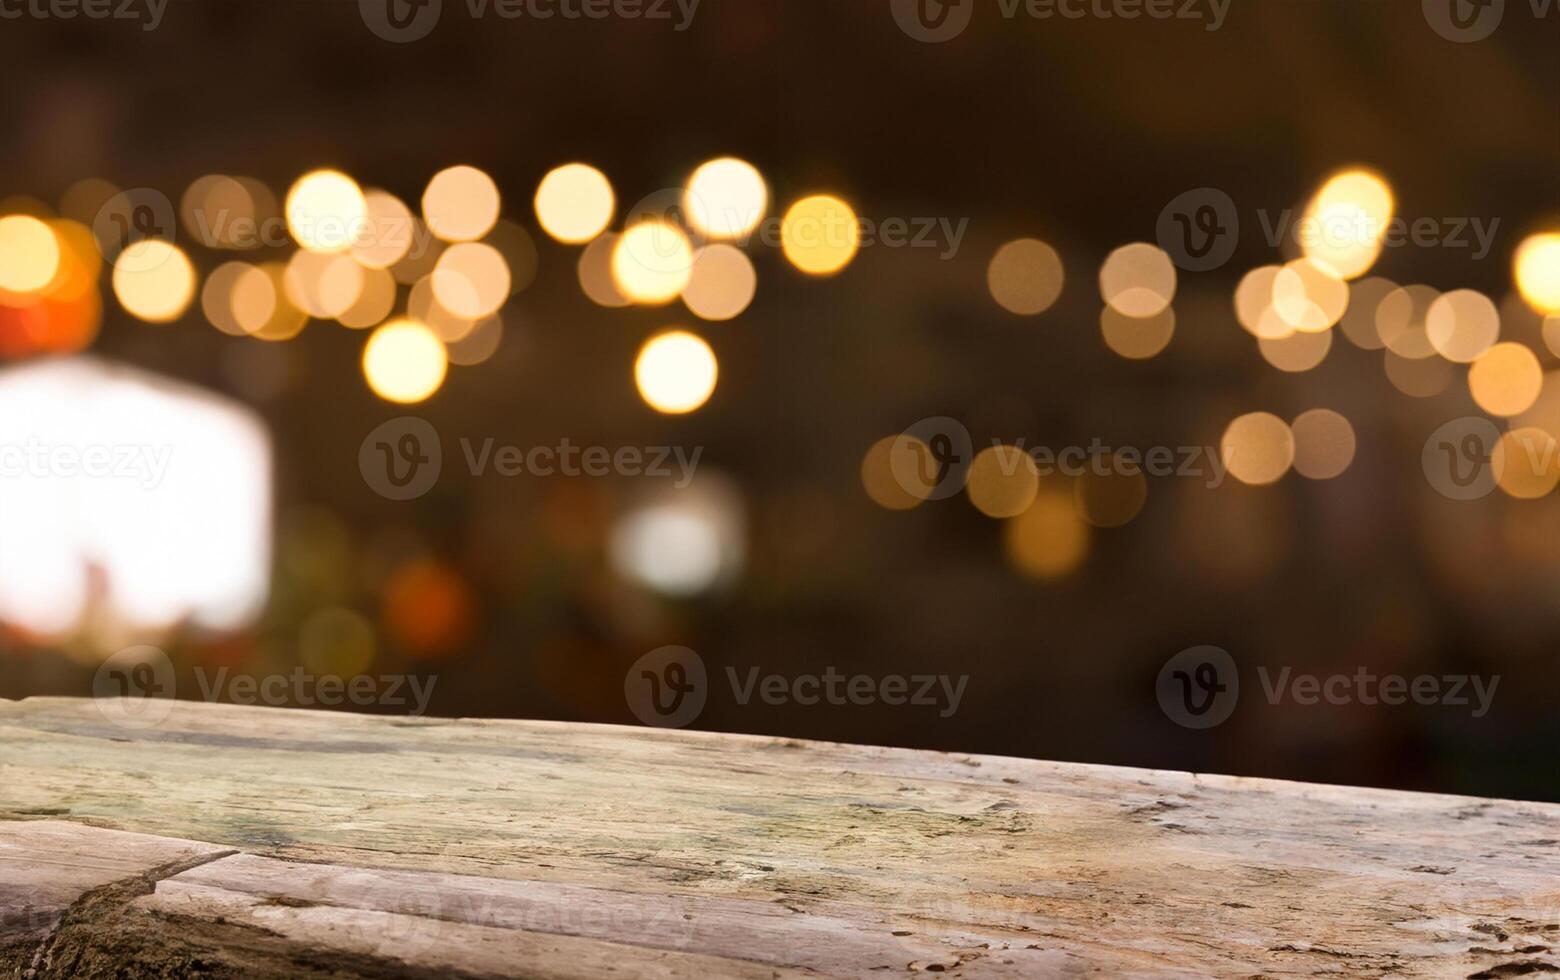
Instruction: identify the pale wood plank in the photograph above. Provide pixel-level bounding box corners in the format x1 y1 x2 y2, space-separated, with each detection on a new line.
1 697 1556 978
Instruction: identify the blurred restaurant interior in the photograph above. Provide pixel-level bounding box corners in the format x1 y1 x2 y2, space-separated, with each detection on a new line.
0 0 1557 802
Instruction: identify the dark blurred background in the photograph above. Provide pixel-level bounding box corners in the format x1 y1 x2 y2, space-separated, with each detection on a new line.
1 0 1557 803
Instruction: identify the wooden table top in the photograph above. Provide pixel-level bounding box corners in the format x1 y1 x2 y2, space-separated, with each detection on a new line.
1 697 1556 978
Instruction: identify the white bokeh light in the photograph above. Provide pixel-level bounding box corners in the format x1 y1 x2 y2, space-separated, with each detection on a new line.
0 357 271 644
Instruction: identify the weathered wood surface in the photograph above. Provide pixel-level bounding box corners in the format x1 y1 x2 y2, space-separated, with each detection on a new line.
0 697 1556 979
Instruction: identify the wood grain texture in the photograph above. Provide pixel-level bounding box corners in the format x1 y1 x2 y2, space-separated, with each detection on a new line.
0 696 1556 978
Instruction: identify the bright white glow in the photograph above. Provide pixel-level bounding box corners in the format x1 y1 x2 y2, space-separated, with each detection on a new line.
609 479 745 597
0 357 271 643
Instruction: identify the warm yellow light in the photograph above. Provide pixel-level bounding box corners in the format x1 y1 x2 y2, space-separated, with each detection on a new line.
432 242 510 320
1290 409 1356 479
1004 491 1089 581
0 215 61 293
1101 306 1173 359
1493 427 1560 499
1426 289 1499 363
634 329 717 414
578 233 630 308
1233 265 1290 339
1300 169 1394 280
987 238 1064 315
283 250 365 319
1074 465 1148 527
1258 327 1332 373
1514 233 1560 314
362 319 448 404
1099 242 1175 318
112 240 195 323
422 165 501 243
1271 257 1348 333
338 267 397 329
861 435 932 511
1220 412 1295 486
781 194 859 276
682 244 756 321
1468 342 1543 417
352 190 416 270
534 163 615 244
285 169 367 254
966 445 1039 518
612 220 695 304
684 157 767 240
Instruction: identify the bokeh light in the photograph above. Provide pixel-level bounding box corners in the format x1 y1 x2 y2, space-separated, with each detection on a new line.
283 249 365 320
1074 464 1147 527
1258 326 1332 372
966 445 1039 518
1513 232 1560 314
1290 409 1356 479
432 241 511 320
422 164 501 243
682 244 756 321
987 238 1064 315
1220 412 1295 486
612 220 695 304
684 157 767 240
1101 306 1173 359
861 435 933 511
362 318 449 404
112 240 195 323
1468 341 1543 417
0 215 60 293
534 163 615 244
781 194 860 276
1376 284 1440 359
337 266 397 329
285 169 367 254
352 190 416 269
1271 256 1348 333
1426 289 1500 363
1300 168 1394 280
1337 276 1397 350
1004 489 1089 580
1099 242 1175 318
1493 427 1560 500
634 329 717 414
578 232 631 308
